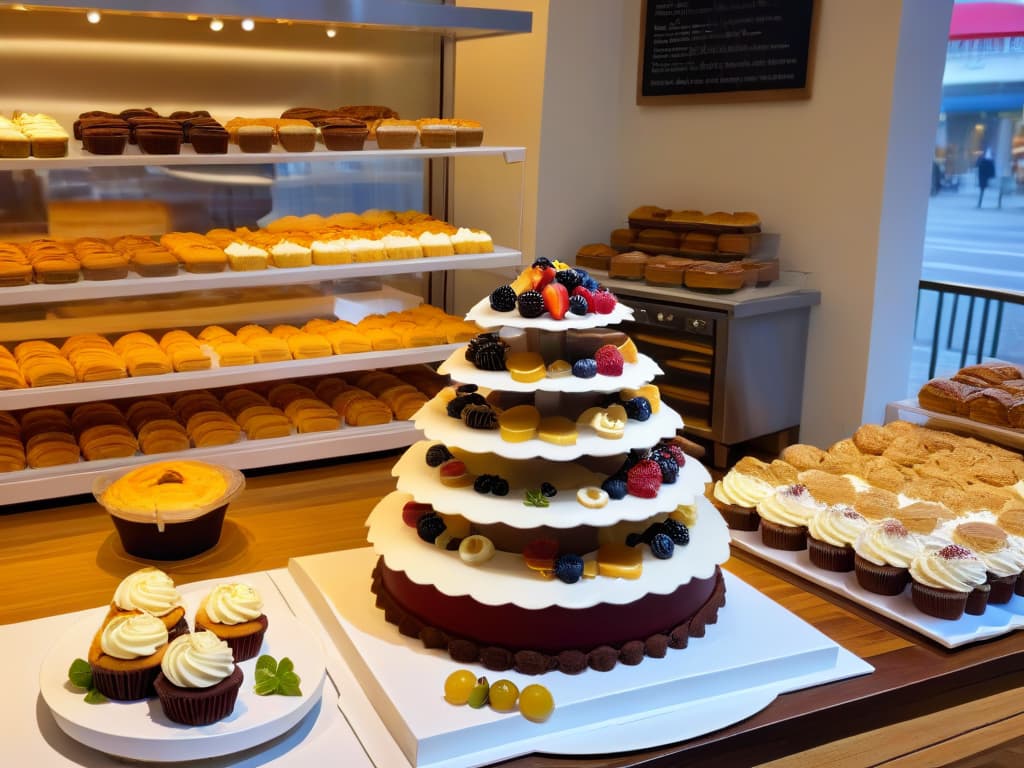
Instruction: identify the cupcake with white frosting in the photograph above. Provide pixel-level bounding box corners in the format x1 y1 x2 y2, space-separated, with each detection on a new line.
110 567 188 640
756 483 824 551
154 631 243 725
853 518 925 595
909 543 988 620
194 582 267 661
806 503 869 571
89 612 169 700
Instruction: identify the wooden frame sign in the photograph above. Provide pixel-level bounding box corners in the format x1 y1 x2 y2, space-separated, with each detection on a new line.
638 0 817 104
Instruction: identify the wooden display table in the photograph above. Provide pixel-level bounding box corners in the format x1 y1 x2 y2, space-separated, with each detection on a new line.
2 453 1023 766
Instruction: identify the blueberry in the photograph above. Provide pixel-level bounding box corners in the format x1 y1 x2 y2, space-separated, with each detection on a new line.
572 358 597 379
491 477 510 496
473 474 494 494
623 397 652 421
601 475 628 500
489 284 517 312
662 518 690 545
650 532 675 559
568 294 589 315
554 554 584 584
582 276 600 291
425 444 452 467
417 513 446 543
555 269 584 291
540 482 557 497
652 452 679 483
625 532 643 548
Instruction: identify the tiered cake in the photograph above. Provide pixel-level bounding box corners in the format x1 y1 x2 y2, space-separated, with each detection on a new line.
365 261 731 674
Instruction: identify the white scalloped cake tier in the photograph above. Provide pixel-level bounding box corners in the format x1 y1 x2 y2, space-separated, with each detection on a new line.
465 296 634 331
413 394 685 460
393 441 711 528
438 347 663 393
366 491 730 610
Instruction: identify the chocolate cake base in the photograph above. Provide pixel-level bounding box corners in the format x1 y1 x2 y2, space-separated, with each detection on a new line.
371 557 726 675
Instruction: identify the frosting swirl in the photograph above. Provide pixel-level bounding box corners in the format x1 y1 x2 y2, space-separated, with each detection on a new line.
807 504 868 547
853 518 924 568
910 544 987 592
203 583 263 625
160 631 235 688
756 484 823 527
713 471 774 508
100 612 168 660
113 567 183 617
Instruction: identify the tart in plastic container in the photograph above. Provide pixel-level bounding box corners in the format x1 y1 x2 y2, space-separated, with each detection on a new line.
93 460 245 560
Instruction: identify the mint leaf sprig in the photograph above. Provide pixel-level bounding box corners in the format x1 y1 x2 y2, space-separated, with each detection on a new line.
524 489 550 508
68 658 107 704
253 654 302 697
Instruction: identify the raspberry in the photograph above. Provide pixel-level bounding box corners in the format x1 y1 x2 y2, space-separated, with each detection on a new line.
568 294 589 315
425 444 452 467
555 269 584 291
490 476 510 496
652 451 678 483
601 475 628 500
572 358 597 378
402 501 433 528
489 284 517 312
649 532 675 559
594 344 624 376
473 474 494 494
417 513 446 543
593 290 617 314
554 554 584 584
627 459 662 498
540 482 557 497
517 290 545 318
623 396 652 421
662 518 690 545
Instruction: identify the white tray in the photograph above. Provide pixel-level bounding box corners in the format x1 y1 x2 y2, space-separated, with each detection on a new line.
366 492 730 610
438 347 663 393
38 572 327 763
884 398 1024 451
465 297 634 331
730 529 1024 648
393 440 710 529
288 546 873 768
413 394 684 460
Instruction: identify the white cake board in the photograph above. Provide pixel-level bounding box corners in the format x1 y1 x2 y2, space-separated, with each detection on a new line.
288 547 873 768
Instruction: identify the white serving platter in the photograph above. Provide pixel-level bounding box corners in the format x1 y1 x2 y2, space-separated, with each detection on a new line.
392 440 710 528
38 572 327 763
365 491 730 610
730 529 1024 648
438 347 663 393
465 297 634 331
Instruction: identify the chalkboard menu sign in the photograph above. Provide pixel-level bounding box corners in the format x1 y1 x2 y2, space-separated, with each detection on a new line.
638 0 817 104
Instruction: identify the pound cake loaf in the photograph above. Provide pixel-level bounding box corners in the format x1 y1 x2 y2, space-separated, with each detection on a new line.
366 258 730 674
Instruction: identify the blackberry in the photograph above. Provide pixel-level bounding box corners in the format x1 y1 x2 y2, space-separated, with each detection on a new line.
625 532 643 548
649 532 675 559
425 443 452 467
662 518 690 546
555 269 584 291
517 290 545 319
540 482 557 498
489 284 517 312
446 392 485 419
568 294 589 315
490 476 510 496
473 474 494 494
652 451 679 483
572 358 597 378
416 513 446 544
554 554 584 584
601 475 628 500
531 257 553 269
623 396 652 421
456 383 479 394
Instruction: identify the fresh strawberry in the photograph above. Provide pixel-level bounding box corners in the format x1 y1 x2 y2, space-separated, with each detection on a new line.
402 500 434 528
542 282 569 320
571 285 595 313
594 344 624 375
593 290 617 315
627 459 663 498
532 265 557 290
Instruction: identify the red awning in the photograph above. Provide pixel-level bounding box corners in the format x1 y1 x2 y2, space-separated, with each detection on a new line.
950 2 1024 39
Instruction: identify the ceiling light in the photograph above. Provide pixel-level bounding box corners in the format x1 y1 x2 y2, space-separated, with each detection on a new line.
241 18 255 32
86 10 101 23
326 28 337 38
209 18 224 32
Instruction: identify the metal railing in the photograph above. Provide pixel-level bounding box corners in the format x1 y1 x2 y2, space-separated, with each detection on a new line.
915 280 1024 380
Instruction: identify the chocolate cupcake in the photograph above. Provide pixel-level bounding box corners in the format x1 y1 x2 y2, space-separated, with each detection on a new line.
806 504 868 572
190 125 229 154
194 582 268 662
754 483 823 551
706 456 778 532
320 118 368 151
136 128 183 155
82 126 130 155
852 518 923 595
154 631 243 725
952 521 1024 605
909 544 987 620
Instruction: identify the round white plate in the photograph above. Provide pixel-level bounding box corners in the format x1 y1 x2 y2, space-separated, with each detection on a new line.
39 583 326 763
465 296 634 331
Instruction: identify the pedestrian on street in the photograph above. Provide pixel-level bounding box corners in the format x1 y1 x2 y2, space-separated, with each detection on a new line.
977 148 996 207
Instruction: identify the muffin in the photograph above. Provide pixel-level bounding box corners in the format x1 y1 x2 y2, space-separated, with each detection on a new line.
93 460 245 560
194 582 268 661
89 612 169 701
909 544 988 620
756 483 823 551
110 566 188 640
277 124 316 152
154 631 243 725
707 456 777 531
375 119 418 149
852 518 923 595
319 118 368 151
806 504 869 571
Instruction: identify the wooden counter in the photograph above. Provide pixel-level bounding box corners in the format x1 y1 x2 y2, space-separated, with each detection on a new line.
3 453 1023 767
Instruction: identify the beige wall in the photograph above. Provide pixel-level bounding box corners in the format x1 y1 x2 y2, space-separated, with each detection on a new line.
456 0 953 447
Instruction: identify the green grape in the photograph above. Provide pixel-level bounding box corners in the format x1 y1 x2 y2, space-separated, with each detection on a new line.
488 679 519 712
443 669 477 705
519 683 554 723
